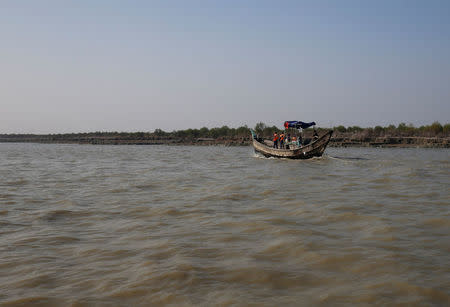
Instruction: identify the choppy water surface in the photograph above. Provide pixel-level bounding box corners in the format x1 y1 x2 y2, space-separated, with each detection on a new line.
0 144 449 306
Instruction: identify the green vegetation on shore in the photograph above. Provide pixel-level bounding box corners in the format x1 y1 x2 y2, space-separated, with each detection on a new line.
0 122 449 147
333 122 450 137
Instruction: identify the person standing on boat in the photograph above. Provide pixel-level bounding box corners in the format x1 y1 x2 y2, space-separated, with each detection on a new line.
313 129 319 141
273 132 279 148
280 132 285 149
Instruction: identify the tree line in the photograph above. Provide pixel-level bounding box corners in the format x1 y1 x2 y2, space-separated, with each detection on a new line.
333 122 449 137
156 121 448 139
253 121 449 138
0 122 448 142
150 121 449 139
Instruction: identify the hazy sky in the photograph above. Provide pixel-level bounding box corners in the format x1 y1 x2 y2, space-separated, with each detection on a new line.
1 1 449 133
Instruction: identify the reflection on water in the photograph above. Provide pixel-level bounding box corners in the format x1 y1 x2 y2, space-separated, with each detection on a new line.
0 144 449 306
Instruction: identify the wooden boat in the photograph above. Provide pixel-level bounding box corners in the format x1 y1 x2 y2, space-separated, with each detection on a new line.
251 130 333 159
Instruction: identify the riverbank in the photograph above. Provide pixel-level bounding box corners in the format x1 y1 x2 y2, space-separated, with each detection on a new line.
0 133 449 148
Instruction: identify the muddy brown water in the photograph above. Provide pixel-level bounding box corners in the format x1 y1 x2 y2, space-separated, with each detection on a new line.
0 144 449 306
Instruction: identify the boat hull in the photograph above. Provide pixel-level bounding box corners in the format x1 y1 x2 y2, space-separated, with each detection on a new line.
252 131 333 159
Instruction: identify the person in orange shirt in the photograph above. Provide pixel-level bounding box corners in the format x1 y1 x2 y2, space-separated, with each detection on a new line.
273 132 279 148
279 132 285 149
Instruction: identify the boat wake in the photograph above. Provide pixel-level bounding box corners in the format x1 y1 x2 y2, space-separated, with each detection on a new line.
252 152 275 159
252 152 326 161
327 155 369 161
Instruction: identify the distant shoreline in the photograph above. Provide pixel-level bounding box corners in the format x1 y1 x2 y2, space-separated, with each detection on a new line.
1 123 449 148
0 134 448 148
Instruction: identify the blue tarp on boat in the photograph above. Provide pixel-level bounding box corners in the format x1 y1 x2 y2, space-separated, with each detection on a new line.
284 121 316 129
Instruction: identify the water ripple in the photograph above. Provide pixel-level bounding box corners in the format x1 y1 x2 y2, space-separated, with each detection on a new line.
0 144 448 306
